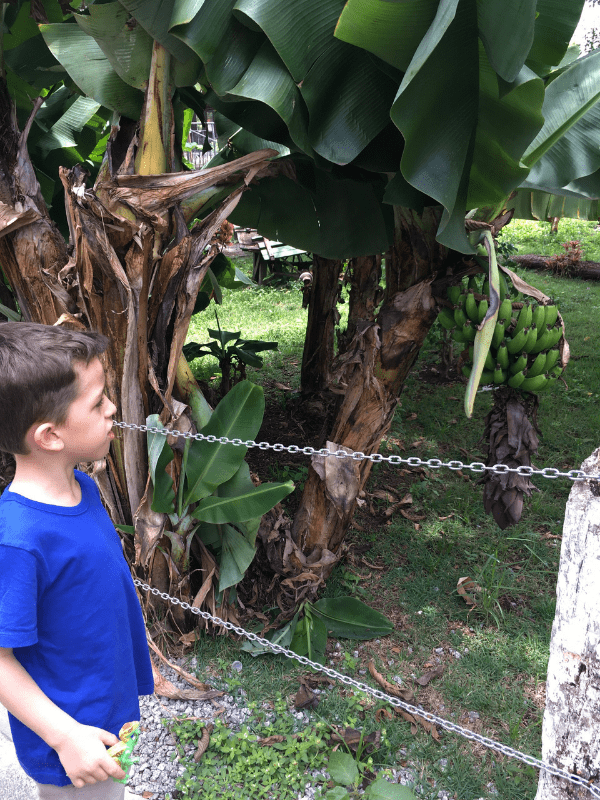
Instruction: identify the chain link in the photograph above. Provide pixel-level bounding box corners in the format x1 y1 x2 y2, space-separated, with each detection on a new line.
113 420 600 482
133 579 600 798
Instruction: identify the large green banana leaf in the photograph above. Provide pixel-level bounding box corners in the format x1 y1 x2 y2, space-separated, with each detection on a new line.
26 0 598 256
521 49 600 197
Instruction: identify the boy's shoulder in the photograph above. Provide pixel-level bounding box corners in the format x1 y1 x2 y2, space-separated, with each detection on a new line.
0 470 100 546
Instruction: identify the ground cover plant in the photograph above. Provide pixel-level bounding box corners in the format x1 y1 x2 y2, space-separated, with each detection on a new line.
167 221 600 800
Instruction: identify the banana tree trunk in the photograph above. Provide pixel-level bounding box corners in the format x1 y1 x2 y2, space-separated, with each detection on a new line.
290 208 463 575
0 59 276 624
300 255 341 395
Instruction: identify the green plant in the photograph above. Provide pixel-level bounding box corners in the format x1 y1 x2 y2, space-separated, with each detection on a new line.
147 380 294 598
325 748 417 800
184 312 278 397
241 596 394 663
472 552 517 628
171 702 331 800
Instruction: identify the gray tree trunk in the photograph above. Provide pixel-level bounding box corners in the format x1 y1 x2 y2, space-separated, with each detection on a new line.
535 447 600 800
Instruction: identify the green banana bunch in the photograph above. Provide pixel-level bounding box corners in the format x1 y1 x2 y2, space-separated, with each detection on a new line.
439 275 564 399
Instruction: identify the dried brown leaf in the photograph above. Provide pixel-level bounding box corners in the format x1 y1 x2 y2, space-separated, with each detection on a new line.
295 681 319 710
457 576 480 606
193 724 213 763
415 665 444 687
368 661 415 703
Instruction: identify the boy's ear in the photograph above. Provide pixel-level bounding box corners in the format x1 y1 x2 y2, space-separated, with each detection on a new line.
30 422 65 453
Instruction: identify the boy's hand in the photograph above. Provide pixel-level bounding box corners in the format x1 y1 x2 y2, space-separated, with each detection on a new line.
54 723 126 787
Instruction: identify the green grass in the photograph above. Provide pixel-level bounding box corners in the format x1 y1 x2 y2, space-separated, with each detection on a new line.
499 218 600 260
176 222 600 800
187 257 309 390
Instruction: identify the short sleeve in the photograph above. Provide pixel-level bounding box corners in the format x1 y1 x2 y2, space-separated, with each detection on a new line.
0 545 38 648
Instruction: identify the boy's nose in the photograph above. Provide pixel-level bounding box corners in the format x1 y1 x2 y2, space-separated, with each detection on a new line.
107 399 117 417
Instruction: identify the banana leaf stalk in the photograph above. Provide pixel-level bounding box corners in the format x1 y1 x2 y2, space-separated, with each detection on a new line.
464 229 500 418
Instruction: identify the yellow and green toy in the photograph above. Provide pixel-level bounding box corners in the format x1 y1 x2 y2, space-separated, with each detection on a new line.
107 721 140 784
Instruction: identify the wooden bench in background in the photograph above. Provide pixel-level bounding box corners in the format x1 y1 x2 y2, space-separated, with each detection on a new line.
235 227 311 284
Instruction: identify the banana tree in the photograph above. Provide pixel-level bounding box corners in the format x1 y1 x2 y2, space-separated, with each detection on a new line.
154 0 599 585
0 0 284 626
4 0 600 618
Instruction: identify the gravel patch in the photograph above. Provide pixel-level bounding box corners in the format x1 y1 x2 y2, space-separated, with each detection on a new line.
128 660 481 800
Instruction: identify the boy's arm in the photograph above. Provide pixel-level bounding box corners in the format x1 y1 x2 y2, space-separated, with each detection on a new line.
0 647 126 787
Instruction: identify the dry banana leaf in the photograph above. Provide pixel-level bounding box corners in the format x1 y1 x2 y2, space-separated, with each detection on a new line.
151 663 223 701
368 661 415 703
193 724 213 762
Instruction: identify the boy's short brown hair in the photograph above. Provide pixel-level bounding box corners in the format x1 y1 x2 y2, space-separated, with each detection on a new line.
0 322 109 455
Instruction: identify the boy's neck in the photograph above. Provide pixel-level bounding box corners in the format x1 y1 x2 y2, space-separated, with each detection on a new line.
10 457 83 507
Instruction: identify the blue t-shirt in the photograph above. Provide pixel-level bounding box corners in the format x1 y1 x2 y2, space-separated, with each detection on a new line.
0 470 154 786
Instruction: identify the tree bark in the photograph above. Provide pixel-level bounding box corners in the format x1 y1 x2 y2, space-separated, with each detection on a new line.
300 255 341 395
535 447 600 800
289 209 461 574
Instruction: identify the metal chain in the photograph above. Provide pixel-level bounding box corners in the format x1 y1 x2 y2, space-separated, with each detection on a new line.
113 420 600 482
134 579 600 798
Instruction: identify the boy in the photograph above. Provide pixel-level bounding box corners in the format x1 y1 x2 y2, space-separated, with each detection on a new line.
0 322 154 799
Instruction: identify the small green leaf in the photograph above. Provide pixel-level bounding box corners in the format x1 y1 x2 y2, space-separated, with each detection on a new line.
311 597 393 640
328 751 359 787
0 302 21 322
207 327 241 347
240 610 299 656
230 346 263 368
146 414 176 514
364 777 418 800
325 787 351 800
115 524 135 536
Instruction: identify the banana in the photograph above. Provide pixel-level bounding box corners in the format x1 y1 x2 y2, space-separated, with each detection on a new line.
499 273 509 302
462 321 476 341
532 304 546 331
499 298 512 320
461 364 472 378
508 370 526 388
477 299 489 323
545 348 560 372
447 285 463 305
468 275 481 292
491 320 506 349
527 351 547 378
482 279 490 298
496 343 509 370
550 365 564 378
506 327 527 354
452 328 469 343
530 325 553 354
454 305 468 328
520 374 548 392
544 304 559 328
523 325 538 353
547 325 563 348
494 366 507 385
514 303 532 335
465 291 479 323
510 352 528 374
438 307 456 330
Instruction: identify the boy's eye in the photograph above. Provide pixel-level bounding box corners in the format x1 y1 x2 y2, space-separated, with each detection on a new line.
96 396 105 409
